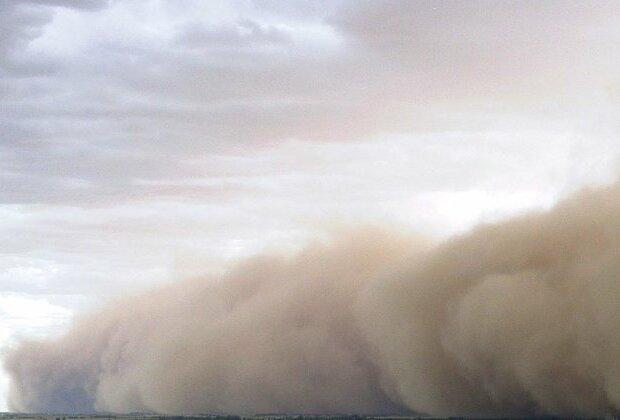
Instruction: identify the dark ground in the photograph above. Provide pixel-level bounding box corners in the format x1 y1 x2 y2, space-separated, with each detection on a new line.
0 416 428 420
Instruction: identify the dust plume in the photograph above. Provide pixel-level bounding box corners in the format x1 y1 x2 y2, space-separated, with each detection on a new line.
6 182 620 416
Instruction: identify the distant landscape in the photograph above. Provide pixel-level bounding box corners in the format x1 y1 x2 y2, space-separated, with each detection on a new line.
0 416 427 420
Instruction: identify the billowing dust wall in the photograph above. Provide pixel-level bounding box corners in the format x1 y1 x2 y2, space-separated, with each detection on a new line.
6 183 620 416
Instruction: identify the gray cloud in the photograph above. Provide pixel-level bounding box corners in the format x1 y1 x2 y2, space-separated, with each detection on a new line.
1 0 619 207
0 2 51 66
0 0 108 76
174 19 292 50
21 0 109 11
331 0 620 92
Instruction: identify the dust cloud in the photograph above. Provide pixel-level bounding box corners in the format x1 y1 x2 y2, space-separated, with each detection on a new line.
6 183 620 416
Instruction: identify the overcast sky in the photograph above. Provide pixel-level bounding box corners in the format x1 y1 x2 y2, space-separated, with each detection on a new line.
1 0 620 411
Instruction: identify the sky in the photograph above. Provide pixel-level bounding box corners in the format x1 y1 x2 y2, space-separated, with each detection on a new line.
1 0 620 412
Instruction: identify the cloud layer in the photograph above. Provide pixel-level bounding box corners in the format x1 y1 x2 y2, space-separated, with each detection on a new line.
2 0 619 206
2 0 618 303
6 182 620 416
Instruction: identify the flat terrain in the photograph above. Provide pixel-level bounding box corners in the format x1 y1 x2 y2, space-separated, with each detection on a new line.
0 415 425 420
